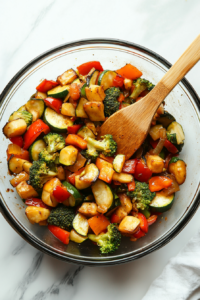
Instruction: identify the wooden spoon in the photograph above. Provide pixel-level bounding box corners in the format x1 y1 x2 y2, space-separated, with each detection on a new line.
100 35 200 160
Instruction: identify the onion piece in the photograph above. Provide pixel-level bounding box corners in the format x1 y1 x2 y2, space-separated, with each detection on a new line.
162 173 180 196
150 128 166 155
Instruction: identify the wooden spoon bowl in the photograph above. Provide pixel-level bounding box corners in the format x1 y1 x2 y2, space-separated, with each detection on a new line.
100 35 200 160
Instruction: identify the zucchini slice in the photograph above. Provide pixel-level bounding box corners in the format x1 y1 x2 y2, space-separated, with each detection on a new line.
62 181 82 207
157 111 176 128
150 192 175 213
85 85 105 102
98 70 117 90
73 213 89 236
18 105 27 112
75 175 92 190
80 83 87 98
167 121 185 145
44 107 73 132
113 154 125 173
47 85 69 99
91 179 114 213
57 69 77 86
79 163 99 183
70 229 88 243
3 119 27 138
59 145 78 166
9 111 32 126
86 70 99 87
61 103 76 117
25 99 45 120
77 126 95 139
29 139 46 161
75 98 88 118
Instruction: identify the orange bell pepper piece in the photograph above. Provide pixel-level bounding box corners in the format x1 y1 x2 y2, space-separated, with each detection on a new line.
149 176 173 192
88 214 110 235
116 64 142 80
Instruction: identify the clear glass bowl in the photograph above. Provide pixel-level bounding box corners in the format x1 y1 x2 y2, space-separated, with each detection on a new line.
0 39 200 266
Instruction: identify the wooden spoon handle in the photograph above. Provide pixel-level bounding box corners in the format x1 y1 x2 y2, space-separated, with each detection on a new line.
152 34 200 107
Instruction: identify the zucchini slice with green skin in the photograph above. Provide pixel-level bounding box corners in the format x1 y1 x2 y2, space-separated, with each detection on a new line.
72 213 89 236
26 99 45 119
157 111 176 128
44 107 73 132
150 192 175 213
79 163 99 183
167 121 185 145
3 119 27 138
80 83 87 97
59 146 78 166
17 105 27 112
86 70 99 87
113 154 125 173
91 179 114 213
62 181 82 206
75 98 88 118
98 70 117 90
77 126 95 139
70 229 88 243
29 139 46 161
9 111 32 126
47 85 69 99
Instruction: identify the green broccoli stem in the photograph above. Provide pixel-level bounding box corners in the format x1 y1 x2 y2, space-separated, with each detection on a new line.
86 137 106 151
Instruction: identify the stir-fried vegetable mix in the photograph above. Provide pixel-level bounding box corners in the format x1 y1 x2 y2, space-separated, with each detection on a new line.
4 61 187 254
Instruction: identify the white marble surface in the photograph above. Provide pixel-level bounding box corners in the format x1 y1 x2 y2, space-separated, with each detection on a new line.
0 0 200 299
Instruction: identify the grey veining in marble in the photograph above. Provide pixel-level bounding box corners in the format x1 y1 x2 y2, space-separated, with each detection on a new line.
0 0 200 299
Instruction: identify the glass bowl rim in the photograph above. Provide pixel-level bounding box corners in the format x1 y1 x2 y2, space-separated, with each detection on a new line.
0 38 200 266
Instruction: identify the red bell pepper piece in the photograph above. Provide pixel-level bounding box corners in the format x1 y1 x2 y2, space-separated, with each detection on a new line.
23 120 50 150
68 167 85 185
122 159 138 174
147 215 158 226
7 144 30 161
137 212 148 233
48 225 70 245
25 198 49 209
113 75 124 88
9 136 23 148
77 61 104 75
88 214 110 235
53 186 71 203
110 212 121 223
69 83 81 101
36 79 58 93
68 124 82 134
150 138 159 149
116 64 143 80
133 228 146 239
127 180 136 191
117 93 125 103
149 176 173 192
164 140 178 154
65 134 87 150
134 159 152 182
44 97 63 114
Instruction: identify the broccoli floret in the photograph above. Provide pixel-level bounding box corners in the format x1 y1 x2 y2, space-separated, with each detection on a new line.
43 133 65 153
9 111 33 126
29 161 57 190
88 224 121 254
127 181 156 210
130 78 155 100
38 149 60 164
104 87 121 117
81 147 99 162
47 205 75 231
85 134 117 157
